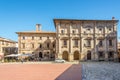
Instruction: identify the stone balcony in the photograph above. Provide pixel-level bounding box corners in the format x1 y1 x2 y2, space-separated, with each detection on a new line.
108 46 115 51
97 46 105 51
59 33 69 39
61 45 67 48
82 34 93 40
106 32 117 38
71 34 80 39
96 34 105 40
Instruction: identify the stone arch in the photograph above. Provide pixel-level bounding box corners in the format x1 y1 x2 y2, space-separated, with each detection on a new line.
87 50 91 60
98 51 105 61
62 51 69 61
108 51 114 61
73 51 79 60
39 52 43 58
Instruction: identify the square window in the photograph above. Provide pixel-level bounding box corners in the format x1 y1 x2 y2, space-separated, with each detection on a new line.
23 36 25 40
109 28 112 31
72 30 75 34
61 30 64 34
87 28 90 31
39 37 42 40
99 28 102 31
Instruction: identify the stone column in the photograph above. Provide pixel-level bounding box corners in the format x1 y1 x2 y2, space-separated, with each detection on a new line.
18 35 21 53
94 22 97 61
95 39 99 61
114 52 118 62
58 54 62 59
91 39 94 61
58 38 61 56
105 51 108 61
80 22 83 53
56 23 61 59
69 23 72 54
69 54 73 61
80 38 86 61
80 22 82 61
69 37 73 61
104 37 108 61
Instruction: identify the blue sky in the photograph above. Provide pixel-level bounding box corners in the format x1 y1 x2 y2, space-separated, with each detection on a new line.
0 0 120 41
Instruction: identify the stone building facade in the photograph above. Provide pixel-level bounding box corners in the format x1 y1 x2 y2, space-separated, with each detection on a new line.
0 37 18 60
118 42 120 62
54 18 118 61
17 18 118 61
16 24 56 60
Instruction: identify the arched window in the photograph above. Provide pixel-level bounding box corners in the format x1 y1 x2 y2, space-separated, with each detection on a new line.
99 40 103 47
47 43 50 48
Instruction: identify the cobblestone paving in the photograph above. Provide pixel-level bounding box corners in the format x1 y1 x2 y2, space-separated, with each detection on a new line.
82 62 120 80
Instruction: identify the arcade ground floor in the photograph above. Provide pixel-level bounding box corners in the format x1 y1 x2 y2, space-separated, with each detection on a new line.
20 50 119 62
57 51 118 62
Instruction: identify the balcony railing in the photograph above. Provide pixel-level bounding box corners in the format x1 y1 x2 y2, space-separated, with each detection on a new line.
62 45 67 48
98 47 104 51
73 46 79 48
84 44 91 48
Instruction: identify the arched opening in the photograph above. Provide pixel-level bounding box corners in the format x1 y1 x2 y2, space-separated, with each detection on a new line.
50 51 55 60
62 51 68 61
39 52 42 58
87 50 91 60
74 51 79 60
108 51 114 61
98 51 105 61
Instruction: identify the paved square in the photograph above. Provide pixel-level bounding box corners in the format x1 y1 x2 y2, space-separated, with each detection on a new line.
82 62 120 80
0 63 81 80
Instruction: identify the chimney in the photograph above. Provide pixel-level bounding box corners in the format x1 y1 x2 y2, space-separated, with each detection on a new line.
36 24 41 31
112 17 115 20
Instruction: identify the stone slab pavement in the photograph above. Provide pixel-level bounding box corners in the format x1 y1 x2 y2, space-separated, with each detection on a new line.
81 62 120 80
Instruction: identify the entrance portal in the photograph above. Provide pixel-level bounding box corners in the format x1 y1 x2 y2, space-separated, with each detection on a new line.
87 50 91 60
108 52 114 61
62 51 68 61
74 51 79 60
39 52 42 58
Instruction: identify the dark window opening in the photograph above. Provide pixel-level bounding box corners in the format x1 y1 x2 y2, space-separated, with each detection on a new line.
39 44 42 48
32 44 34 48
64 40 67 46
61 30 64 34
32 36 34 40
99 40 103 47
109 28 112 31
47 43 50 48
23 36 25 40
74 40 78 46
39 37 42 40
87 28 90 31
99 28 102 31
109 40 112 46
72 30 75 34
53 44 55 48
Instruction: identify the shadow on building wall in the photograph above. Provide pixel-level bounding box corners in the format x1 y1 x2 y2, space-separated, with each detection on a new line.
55 64 81 80
80 31 118 61
32 38 56 61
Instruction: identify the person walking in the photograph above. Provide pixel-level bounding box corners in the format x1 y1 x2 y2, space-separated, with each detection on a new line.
21 58 24 63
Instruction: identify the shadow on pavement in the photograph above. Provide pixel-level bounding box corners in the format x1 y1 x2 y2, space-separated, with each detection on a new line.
55 64 81 80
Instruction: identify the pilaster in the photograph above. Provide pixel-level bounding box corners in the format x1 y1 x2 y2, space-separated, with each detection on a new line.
105 51 108 61
69 53 73 61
